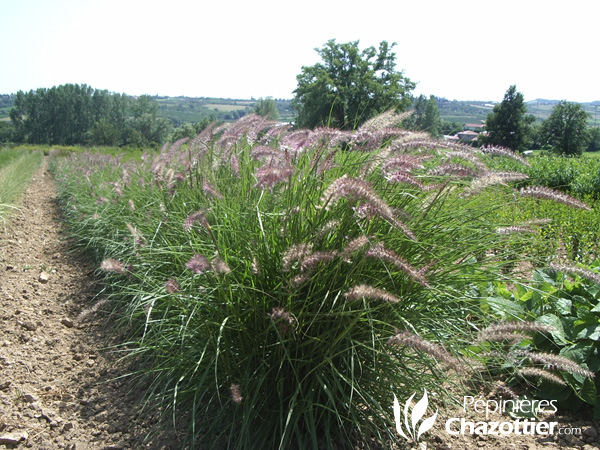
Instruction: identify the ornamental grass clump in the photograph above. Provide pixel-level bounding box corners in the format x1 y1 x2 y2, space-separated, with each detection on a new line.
51 114 594 449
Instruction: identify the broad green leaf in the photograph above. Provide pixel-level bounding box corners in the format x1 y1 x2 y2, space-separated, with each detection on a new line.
577 377 597 405
486 296 524 319
536 314 568 345
575 323 600 341
559 343 592 366
555 297 572 316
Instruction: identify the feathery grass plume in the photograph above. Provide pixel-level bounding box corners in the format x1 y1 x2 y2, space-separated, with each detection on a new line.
282 243 314 272
390 137 468 153
487 171 529 183
385 172 425 190
347 128 411 152
282 242 336 273
476 321 554 342
340 235 372 262
76 298 110 322
259 123 293 145
307 127 348 150
365 243 430 287
165 278 181 294
387 330 464 371
481 145 531 167
493 382 519 400
359 110 413 132
496 226 536 235
201 180 223 199
216 114 268 148
183 211 208 231
321 176 417 241
253 163 295 190
466 171 529 195
279 129 312 154
100 258 126 274
268 306 296 336
519 186 591 210
251 256 261 275
211 258 231 274
444 150 488 172
299 251 337 272
315 220 341 238
518 367 566 386
381 155 425 175
169 137 190 153
550 262 600 284
186 254 211 274
229 383 243 404
188 121 219 152
251 145 284 162
344 284 400 303
516 350 595 378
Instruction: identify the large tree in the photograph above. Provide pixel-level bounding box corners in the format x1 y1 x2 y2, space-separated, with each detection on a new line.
292 40 415 130
483 85 535 150
541 101 590 156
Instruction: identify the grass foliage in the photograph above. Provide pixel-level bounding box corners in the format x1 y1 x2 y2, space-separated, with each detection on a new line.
51 116 593 448
0 148 42 221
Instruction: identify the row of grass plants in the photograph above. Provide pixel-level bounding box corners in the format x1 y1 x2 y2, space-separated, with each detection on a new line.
51 115 597 449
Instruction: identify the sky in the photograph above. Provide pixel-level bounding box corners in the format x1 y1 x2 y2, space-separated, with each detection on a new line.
1 0 598 102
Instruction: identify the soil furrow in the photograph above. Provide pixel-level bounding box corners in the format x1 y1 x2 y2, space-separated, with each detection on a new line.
0 159 177 449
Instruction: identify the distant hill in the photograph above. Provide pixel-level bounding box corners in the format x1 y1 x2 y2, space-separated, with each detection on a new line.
153 96 294 125
436 97 600 126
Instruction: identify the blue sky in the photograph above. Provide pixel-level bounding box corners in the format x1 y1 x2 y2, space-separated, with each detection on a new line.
1 0 598 102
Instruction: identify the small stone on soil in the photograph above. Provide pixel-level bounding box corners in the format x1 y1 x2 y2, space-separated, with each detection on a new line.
0 431 28 445
39 271 51 283
61 318 74 328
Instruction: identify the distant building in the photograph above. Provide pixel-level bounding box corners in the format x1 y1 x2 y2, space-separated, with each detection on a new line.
456 130 479 142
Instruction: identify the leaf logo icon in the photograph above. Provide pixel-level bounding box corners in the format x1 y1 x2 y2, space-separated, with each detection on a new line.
393 389 438 441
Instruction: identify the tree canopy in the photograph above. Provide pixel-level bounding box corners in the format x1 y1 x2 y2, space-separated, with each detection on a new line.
9 84 170 147
292 40 415 130
254 97 280 120
403 95 442 137
483 85 535 150
541 101 590 156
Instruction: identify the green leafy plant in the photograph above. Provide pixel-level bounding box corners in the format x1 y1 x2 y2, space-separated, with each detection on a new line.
482 264 600 418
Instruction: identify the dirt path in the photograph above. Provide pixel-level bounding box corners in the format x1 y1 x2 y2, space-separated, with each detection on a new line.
0 159 180 449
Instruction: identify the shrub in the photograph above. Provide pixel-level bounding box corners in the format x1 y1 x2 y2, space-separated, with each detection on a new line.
52 116 592 448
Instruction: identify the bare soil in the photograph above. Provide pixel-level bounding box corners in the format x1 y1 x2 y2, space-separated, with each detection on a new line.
0 160 182 449
0 159 598 449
